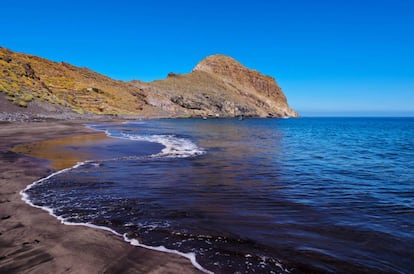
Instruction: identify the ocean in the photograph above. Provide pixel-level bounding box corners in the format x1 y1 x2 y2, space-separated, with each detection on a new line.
22 118 414 273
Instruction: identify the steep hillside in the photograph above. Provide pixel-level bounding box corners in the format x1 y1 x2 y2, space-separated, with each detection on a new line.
0 47 147 115
0 47 297 118
141 55 297 118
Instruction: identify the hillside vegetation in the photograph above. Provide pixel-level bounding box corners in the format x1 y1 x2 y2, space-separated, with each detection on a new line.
0 47 297 118
0 47 146 115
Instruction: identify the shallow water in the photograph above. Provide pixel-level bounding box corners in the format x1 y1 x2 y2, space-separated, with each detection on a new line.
25 118 414 273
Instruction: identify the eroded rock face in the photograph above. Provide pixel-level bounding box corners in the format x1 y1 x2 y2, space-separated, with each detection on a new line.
143 54 298 118
0 47 298 118
196 55 297 116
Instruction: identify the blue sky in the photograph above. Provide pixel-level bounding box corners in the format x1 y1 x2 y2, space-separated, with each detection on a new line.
1 0 413 116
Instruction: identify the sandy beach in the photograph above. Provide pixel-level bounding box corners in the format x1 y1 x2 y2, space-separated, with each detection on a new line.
0 120 201 273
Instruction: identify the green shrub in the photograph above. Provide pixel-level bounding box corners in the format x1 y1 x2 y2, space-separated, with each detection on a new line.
75 108 84 114
17 101 27 107
22 94 33 102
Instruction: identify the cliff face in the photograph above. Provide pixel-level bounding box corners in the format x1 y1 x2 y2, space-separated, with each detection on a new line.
193 55 297 117
138 55 297 118
0 47 298 118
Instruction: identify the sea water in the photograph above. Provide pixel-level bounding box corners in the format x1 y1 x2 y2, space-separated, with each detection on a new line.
22 118 414 273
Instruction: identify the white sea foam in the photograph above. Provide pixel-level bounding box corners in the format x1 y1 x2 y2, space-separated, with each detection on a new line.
124 234 213 274
121 133 205 158
20 162 213 274
20 123 211 273
87 123 205 159
121 120 146 125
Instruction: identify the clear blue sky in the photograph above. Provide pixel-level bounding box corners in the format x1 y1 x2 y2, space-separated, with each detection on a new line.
1 0 413 116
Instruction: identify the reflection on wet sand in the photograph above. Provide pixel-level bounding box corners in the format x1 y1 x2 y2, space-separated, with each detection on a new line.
13 133 114 170
12 131 165 170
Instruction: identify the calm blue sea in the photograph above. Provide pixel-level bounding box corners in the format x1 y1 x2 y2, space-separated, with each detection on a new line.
24 118 414 273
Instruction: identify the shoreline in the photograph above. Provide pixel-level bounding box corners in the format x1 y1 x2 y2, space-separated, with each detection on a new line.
0 120 202 273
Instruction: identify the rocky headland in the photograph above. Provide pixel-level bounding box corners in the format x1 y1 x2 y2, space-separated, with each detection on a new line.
0 47 297 120
0 47 298 273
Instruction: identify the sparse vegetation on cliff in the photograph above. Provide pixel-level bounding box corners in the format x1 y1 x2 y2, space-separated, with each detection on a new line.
0 47 298 118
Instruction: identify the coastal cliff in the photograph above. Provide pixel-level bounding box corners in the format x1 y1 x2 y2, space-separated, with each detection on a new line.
0 47 298 119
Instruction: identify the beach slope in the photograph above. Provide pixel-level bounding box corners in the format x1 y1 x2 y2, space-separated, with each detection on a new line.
0 121 201 273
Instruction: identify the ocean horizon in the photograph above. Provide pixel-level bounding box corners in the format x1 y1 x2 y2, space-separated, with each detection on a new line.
22 117 414 273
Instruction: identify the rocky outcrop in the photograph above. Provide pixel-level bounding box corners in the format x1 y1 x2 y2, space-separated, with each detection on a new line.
0 47 298 118
22 62 39 80
141 54 298 118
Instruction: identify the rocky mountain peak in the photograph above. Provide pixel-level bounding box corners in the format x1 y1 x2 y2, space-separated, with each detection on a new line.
192 54 298 116
193 54 280 91
193 54 245 75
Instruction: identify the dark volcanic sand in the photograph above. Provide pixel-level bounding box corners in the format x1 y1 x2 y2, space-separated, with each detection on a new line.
0 121 201 273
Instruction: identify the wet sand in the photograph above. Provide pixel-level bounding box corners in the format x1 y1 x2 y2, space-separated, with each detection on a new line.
0 121 201 273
